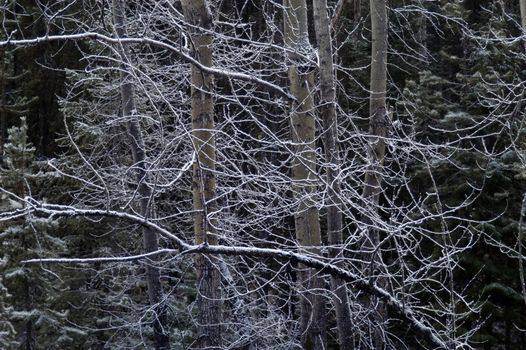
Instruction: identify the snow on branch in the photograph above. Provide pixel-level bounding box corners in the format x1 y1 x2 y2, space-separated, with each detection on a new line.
15 198 448 349
23 249 180 264
0 32 295 102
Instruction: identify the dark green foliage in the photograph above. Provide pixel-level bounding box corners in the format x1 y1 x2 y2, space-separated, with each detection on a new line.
0 118 88 349
0 257 16 348
395 0 526 347
2 0 526 348
1 0 83 158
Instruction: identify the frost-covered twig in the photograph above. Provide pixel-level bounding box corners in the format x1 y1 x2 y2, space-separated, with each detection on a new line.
0 33 295 101
16 199 449 349
23 248 179 264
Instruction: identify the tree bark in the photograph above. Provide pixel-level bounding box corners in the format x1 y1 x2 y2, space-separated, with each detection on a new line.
284 1 326 349
179 0 222 349
519 0 526 310
364 0 387 215
312 1 354 349
521 0 526 50
112 1 170 349
0 48 6 163
362 0 388 347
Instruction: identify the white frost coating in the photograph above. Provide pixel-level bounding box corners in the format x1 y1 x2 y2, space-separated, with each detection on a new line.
0 33 295 101
17 200 449 349
7 199 23 209
11 309 39 319
4 268 27 279
0 226 24 239
0 8 492 346
63 326 88 336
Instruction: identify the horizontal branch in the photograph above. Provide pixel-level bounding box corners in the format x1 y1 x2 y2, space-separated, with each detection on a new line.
15 199 448 349
24 248 180 264
0 32 295 102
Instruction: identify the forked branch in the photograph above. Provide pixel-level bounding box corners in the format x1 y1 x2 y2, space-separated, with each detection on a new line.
12 199 449 349
0 33 295 101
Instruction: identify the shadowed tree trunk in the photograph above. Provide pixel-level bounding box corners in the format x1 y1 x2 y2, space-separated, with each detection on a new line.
180 0 222 348
312 1 354 349
521 0 526 51
284 0 326 348
518 0 526 313
112 1 170 349
0 48 6 163
361 0 388 347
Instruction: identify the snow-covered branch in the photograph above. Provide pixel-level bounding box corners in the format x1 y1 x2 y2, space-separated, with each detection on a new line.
23 249 180 264
16 199 448 349
0 32 295 101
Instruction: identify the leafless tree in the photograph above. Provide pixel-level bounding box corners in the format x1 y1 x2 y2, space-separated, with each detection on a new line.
0 0 501 349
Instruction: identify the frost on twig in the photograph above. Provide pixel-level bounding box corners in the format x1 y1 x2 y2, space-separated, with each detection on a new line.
12 199 452 349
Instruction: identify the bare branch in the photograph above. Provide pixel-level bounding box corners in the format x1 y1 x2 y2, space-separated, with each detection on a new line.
0 33 295 101
16 199 448 349
23 249 180 264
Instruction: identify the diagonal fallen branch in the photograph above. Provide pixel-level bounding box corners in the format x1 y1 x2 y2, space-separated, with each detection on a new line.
15 199 448 349
0 32 295 102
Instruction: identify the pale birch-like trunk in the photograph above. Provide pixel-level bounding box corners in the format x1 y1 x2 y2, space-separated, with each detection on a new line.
284 1 326 348
180 0 222 348
362 0 388 347
312 1 354 349
111 1 170 349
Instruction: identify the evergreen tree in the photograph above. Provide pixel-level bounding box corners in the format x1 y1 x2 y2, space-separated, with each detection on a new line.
0 117 86 349
0 257 16 348
396 0 526 347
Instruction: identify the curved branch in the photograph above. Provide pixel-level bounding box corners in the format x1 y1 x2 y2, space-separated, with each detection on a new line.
0 33 295 102
16 200 448 349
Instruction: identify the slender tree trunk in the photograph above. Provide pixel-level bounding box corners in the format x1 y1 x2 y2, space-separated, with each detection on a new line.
312 1 354 349
365 0 387 217
521 0 526 51
362 0 388 347
518 0 526 312
180 1 222 348
112 1 170 349
0 48 6 163
284 1 326 348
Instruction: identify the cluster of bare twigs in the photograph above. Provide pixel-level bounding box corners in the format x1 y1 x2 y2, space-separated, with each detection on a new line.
2 0 525 349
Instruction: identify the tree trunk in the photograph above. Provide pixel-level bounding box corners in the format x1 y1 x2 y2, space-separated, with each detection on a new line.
0 48 6 164
521 0 526 50
362 0 388 347
284 1 326 348
312 1 354 349
180 0 222 348
364 0 387 219
112 1 170 349
519 0 526 312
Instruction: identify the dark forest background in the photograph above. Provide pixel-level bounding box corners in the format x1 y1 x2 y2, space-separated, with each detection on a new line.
1 0 526 349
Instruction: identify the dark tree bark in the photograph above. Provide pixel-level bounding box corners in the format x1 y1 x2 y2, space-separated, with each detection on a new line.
180 0 222 348
361 0 388 347
112 1 170 349
284 0 326 348
312 1 354 349
0 48 6 162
